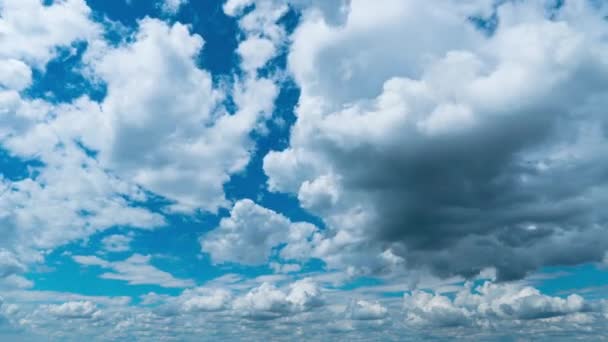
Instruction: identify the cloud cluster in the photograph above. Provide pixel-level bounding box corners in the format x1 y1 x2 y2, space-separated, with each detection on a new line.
263 0 608 279
2 0 608 340
0 0 279 277
45 301 100 319
2 278 606 341
0 0 165 270
402 281 600 337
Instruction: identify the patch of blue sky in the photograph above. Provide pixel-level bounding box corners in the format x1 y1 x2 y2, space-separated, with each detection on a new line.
28 250 184 298
25 42 106 103
531 264 608 299
0 148 43 181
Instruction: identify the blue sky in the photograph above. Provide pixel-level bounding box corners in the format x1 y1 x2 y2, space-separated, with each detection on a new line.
1 0 608 340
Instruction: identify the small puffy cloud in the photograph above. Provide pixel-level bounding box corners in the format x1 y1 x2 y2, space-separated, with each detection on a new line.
101 234 133 253
160 0 188 14
347 300 388 321
46 301 99 319
180 288 232 313
73 254 194 288
403 281 591 328
0 59 32 91
0 250 25 278
201 199 320 265
233 278 323 320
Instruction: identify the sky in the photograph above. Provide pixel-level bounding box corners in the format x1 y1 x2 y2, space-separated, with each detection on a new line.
1 0 608 340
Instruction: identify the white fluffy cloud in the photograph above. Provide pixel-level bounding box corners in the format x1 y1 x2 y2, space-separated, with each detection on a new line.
347 299 388 321
45 301 99 319
0 147 165 258
2 0 608 340
403 281 590 328
201 199 320 265
0 2 166 271
180 288 232 312
0 0 99 68
0 250 25 278
0 5 279 276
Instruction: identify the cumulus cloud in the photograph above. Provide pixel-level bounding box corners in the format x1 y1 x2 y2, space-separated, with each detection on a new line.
3 0 608 340
347 299 388 321
0 148 165 257
101 234 133 253
0 0 166 271
0 0 99 68
0 250 25 278
45 301 99 319
180 288 232 312
73 254 194 288
160 0 188 14
263 0 608 280
403 281 591 328
233 278 323 320
201 199 320 265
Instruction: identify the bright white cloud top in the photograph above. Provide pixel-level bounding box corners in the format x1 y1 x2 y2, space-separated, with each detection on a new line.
1 0 608 340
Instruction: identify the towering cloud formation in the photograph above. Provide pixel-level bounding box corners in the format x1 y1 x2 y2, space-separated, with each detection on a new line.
264 0 608 279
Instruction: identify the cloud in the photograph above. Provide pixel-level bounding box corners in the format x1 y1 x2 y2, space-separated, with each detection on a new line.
0 148 165 257
347 300 388 321
45 301 99 319
403 281 591 328
2 0 608 340
160 0 188 14
0 1 166 271
237 36 277 72
0 250 25 279
0 59 32 91
180 288 232 312
232 278 323 320
101 234 133 253
2 276 606 341
0 8 276 273
80 18 279 214
201 199 320 265
0 0 99 68
269 262 302 274
263 0 608 280
73 254 194 288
